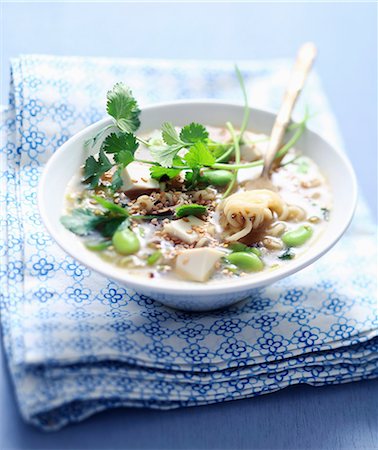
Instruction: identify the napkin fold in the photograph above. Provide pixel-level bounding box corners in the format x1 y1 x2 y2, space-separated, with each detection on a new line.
1 55 377 430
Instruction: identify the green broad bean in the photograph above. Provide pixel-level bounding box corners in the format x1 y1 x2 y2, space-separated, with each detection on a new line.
112 226 140 255
202 170 234 186
226 252 264 272
282 225 313 247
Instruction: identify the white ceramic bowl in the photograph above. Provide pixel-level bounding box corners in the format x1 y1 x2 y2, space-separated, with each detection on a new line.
39 101 357 311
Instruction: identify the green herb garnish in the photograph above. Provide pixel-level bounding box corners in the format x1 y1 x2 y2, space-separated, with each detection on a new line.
92 195 129 216
180 123 209 144
184 141 215 168
228 242 261 256
147 250 162 266
61 197 130 237
106 83 140 133
149 122 209 168
61 209 105 236
150 165 181 181
102 132 139 167
110 167 123 191
175 204 208 218
85 239 112 251
83 149 113 188
321 207 330 221
278 248 295 260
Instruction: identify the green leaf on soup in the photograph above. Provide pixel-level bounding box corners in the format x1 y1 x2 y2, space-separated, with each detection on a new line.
114 149 135 167
176 204 207 218
180 123 209 144
150 165 182 180
102 132 139 155
149 143 183 168
161 122 181 146
82 149 113 188
147 250 163 266
85 239 112 251
106 83 140 133
110 166 123 191
184 141 215 168
97 216 128 237
92 196 129 216
60 209 104 236
278 248 295 260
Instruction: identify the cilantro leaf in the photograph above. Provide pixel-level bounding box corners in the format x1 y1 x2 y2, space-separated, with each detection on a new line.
180 123 209 144
102 132 138 168
184 142 215 168
60 209 104 236
61 205 129 237
83 156 99 181
150 165 181 180
278 248 295 260
83 149 113 188
161 122 181 146
97 217 127 237
92 196 129 216
102 132 138 155
149 144 182 168
110 167 123 191
176 204 207 218
114 150 134 167
106 83 140 133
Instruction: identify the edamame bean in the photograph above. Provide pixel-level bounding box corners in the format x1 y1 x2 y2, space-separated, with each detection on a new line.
202 170 234 186
226 252 264 272
112 226 140 255
282 225 313 247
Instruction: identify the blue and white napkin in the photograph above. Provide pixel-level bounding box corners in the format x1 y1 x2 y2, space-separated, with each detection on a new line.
1 55 377 430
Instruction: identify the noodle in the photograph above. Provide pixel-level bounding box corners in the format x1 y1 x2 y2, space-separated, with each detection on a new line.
218 189 287 241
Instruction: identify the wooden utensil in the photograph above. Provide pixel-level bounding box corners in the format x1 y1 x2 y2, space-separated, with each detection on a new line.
246 42 317 191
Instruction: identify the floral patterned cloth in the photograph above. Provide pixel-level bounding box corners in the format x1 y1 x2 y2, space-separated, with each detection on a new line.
0 55 377 430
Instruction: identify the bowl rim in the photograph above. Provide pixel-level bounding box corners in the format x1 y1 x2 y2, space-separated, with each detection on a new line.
38 99 358 296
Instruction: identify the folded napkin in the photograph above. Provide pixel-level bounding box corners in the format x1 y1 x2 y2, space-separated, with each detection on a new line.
1 55 377 430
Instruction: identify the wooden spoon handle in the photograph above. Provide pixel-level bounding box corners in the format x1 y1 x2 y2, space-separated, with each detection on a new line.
262 42 317 178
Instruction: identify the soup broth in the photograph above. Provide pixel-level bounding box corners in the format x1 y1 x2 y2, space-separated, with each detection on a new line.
63 125 332 283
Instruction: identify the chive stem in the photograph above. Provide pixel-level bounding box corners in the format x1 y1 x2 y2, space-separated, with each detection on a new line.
223 122 241 198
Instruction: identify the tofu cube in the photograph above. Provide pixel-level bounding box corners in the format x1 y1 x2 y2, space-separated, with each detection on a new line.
175 248 224 282
163 216 207 245
121 162 159 197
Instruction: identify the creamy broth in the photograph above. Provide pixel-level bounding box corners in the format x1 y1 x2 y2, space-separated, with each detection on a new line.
63 126 332 283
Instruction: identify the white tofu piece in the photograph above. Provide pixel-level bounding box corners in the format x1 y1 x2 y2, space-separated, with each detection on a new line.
163 216 207 245
175 248 224 282
121 162 159 197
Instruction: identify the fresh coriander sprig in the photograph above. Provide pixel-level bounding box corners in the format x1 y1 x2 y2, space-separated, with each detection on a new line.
80 67 310 194
106 83 141 133
149 122 209 168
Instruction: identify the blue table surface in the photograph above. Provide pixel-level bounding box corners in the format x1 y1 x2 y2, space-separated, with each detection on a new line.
1 2 377 449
